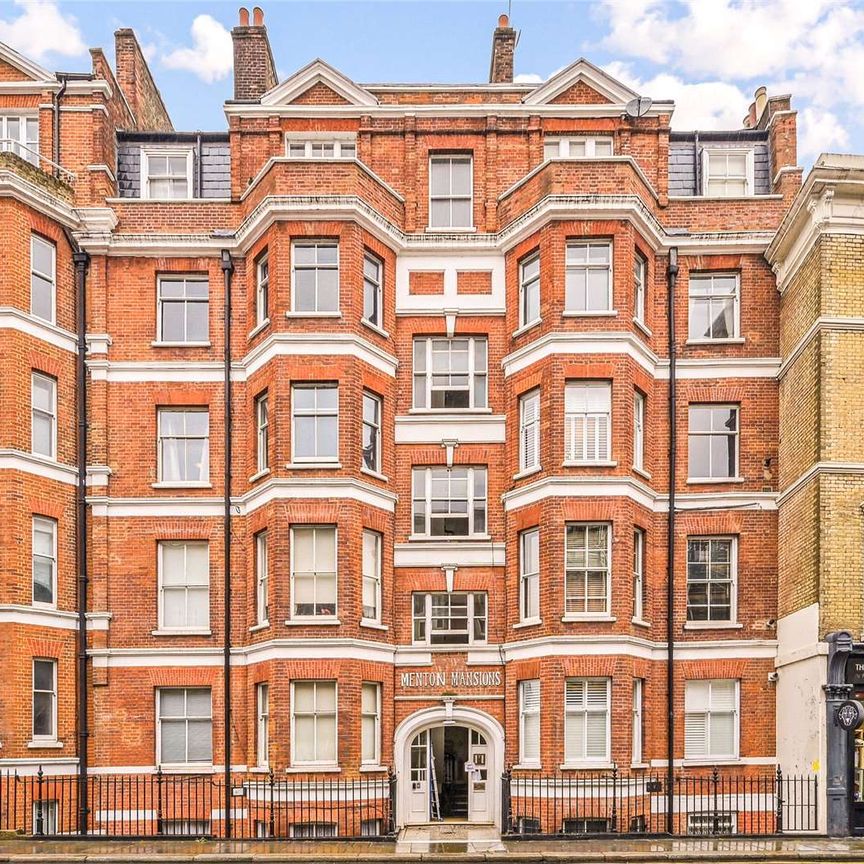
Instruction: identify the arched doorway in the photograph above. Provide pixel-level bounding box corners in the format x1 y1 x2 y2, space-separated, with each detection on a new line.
394 706 504 828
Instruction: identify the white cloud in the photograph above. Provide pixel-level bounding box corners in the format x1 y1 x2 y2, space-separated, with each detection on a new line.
604 61 749 130
798 107 851 161
162 14 232 84
514 72 544 84
0 0 86 62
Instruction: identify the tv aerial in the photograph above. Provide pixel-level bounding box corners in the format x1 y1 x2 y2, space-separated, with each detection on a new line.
625 96 653 118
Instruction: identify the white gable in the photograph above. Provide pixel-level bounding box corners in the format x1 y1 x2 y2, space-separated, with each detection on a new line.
523 58 638 106
260 59 378 107
0 41 56 83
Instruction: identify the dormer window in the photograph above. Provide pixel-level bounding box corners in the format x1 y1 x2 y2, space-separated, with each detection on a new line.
286 135 356 159
544 137 613 159
141 148 193 199
702 148 753 197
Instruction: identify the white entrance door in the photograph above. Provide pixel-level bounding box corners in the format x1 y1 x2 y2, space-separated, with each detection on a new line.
467 729 492 823
407 730 430 823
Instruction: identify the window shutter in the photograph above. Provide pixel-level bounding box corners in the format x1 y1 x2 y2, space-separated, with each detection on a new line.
521 680 540 762
521 392 539 469
586 680 609 759
685 712 708 759
595 413 609 460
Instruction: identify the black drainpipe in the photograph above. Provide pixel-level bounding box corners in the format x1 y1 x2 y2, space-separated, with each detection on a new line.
52 76 68 177
196 134 203 198
665 246 679 834
220 249 234 837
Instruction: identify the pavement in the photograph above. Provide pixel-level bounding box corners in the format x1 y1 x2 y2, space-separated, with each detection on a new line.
3 834 864 862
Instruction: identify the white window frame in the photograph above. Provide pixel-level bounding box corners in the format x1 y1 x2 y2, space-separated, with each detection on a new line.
519 679 541 766
361 391 382 475
701 147 754 197
291 383 339 464
632 678 644 765
255 531 269 625
32 658 57 743
31 372 57 460
688 404 740 481
290 240 340 314
141 147 194 200
564 522 611 617
412 591 487 646
255 251 269 327
565 241 613 313
544 137 614 159
256 683 269 768
519 527 540 624
519 251 541 329
30 234 56 324
156 276 209 344
0 114 39 164
289 525 338 621
428 154 473 229
32 515 57 608
412 336 488 411
361 681 381 766
634 251 646 324
633 390 645 472
362 250 383 330
564 677 611 765
686 536 738 624
255 391 269 473
290 680 338 767
157 408 210 485
285 133 357 159
633 528 645 621
684 679 740 761
688 272 741 342
155 687 213 768
361 529 382 624
157 540 210 632
411 466 488 538
519 389 541 473
564 381 612 464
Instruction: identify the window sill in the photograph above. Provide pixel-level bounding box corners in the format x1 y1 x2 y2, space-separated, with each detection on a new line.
285 462 342 470
686 477 744 485
630 762 650 770
285 311 342 319
360 619 388 631
634 318 652 337
159 765 216 775
632 618 652 629
151 482 212 489
249 621 269 633
284 618 341 626
249 467 270 483
682 758 740 767
361 467 389 482
361 319 390 339
408 534 492 543
561 615 616 623
513 465 541 481
359 764 388 773
424 226 476 233
563 460 617 468
512 318 542 339
633 466 652 481
151 628 212 637
685 338 745 346
559 762 614 771
286 764 341 774
151 341 211 348
562 310 618 318
683 621 743 630
513 618 542 630
248 319 270 340
512 763 542 771
407 408 493 416
28 740 63 749
248 766 270 774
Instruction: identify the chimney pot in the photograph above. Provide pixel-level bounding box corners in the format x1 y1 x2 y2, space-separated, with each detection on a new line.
754 85 768 122
498 13 509 27
252 6 264 25
238 7 249 25
232 4 277 100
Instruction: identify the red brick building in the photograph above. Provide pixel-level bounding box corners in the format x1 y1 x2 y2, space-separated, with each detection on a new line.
0 8 803 838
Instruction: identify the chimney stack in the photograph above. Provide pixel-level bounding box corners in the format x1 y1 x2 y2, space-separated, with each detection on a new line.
489 13 516 84
231 6 278 101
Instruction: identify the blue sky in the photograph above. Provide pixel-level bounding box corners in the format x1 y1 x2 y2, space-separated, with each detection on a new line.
1 0 860 167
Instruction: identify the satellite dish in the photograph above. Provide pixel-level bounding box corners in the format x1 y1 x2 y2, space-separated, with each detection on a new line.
625 96 653 118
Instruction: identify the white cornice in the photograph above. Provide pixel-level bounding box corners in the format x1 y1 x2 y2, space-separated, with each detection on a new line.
0 606 111 631
0 306 77 352
0 450 77 485
394 414 507 444
0 42 55 83
260 59 379 107
778 461 864 505
0 169 77 227
523 58 639 106
393 540 506 568
779 316 864 379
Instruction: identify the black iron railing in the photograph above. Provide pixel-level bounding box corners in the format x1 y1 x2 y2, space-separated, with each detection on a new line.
502 767 819 837
0 768 396 839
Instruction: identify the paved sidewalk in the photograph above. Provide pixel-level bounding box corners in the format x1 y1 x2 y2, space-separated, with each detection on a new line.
2 836 864 862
